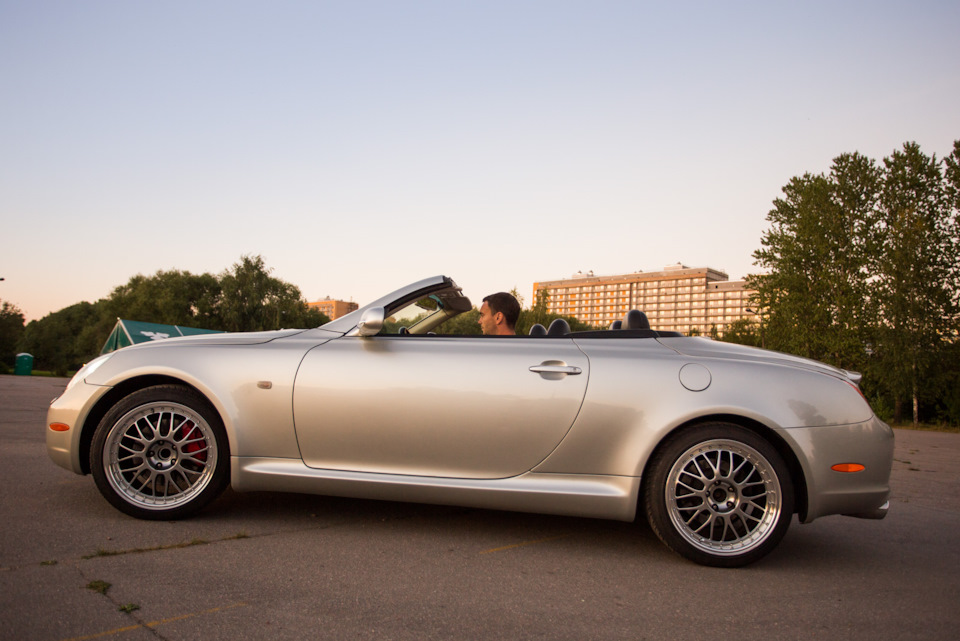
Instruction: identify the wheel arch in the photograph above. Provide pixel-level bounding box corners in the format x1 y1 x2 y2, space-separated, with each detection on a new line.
78 375 218 474
639 413 809 521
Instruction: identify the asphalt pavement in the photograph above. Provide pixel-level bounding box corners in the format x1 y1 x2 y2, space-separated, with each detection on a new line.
1 374 958 640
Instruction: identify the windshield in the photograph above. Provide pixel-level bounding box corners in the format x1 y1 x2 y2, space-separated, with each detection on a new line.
383 296 448 334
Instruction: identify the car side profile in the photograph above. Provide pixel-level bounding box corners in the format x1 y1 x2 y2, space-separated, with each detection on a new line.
47 275 893 567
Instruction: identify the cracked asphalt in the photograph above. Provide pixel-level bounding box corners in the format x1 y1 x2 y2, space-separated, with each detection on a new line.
2 375 958 640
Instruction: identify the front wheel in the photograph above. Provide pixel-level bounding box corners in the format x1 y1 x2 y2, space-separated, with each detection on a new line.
91 385 229 520
644 423 794 567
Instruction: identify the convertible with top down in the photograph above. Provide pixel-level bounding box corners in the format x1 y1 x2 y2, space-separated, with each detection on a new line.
47 275 893 566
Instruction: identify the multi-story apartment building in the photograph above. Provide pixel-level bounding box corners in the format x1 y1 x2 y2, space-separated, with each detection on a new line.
307 297 358 321
533 264 756 335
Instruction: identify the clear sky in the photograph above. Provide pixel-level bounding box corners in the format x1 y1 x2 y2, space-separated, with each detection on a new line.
2 1 958 321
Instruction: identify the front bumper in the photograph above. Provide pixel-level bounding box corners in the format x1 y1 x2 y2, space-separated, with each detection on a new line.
46 380 113 474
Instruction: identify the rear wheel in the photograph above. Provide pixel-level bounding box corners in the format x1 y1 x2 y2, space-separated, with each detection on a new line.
91 385 229 520
644 423 794 567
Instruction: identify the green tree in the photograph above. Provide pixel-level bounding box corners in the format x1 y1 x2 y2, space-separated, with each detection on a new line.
872 142 959 424
82 268 224 354
946 140 960 215
509 287 525 309
20 302 102 375
435 308 482 335
17 255 329 372
217 255 324 331
932 339 960 425
940 141 960 424
719 319 760 347
752 140 960 426
521 288 552 331
751 152 880 369
0 300 25 371
93 269 223 340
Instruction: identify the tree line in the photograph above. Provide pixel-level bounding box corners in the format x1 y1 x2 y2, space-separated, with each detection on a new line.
0 256 592 376
0 255 328 375
2 141 958 426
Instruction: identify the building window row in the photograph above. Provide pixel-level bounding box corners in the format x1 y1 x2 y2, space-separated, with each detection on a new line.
535 268 754 337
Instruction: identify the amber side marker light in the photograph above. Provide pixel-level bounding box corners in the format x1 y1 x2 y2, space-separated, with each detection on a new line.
831 463 866 473
49 423 70 432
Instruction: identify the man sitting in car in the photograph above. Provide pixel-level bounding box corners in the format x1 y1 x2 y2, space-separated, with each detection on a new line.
478 292 520 336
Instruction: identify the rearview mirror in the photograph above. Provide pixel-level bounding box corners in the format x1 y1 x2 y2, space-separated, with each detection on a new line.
357 307 385 337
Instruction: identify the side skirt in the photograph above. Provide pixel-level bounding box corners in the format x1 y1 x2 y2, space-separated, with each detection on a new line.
232 457 640 522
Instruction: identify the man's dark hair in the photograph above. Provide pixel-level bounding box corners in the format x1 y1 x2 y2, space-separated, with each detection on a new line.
483 292 521 329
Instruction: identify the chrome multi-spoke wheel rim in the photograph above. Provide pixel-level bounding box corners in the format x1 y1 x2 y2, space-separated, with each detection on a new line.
665 439 782 557
103 402 218 511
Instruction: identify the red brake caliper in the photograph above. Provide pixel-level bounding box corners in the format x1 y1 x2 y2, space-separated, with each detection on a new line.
178 421 207 462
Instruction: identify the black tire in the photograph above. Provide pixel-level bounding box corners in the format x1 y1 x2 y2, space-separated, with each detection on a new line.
91 385 230 520
643 423 794 567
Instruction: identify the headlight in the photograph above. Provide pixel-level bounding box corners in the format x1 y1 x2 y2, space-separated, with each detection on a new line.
65 354 113 392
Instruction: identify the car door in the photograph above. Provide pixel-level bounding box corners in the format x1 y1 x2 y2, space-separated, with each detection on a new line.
293 335 589 479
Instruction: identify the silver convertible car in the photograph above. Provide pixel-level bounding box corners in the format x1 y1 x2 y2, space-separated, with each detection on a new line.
47 276 892 567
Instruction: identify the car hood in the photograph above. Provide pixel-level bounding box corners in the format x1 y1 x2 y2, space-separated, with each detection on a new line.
121 328 312 350
656 336 857 382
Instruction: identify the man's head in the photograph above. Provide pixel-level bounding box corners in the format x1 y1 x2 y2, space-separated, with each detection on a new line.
479 292 520 335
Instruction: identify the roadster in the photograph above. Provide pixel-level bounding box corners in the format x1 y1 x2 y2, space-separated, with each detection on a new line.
47 275 892 566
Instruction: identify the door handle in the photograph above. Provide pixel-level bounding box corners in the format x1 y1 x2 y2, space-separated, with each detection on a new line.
529 365 582 375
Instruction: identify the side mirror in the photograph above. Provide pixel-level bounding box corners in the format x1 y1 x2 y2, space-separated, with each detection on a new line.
357 307 385 337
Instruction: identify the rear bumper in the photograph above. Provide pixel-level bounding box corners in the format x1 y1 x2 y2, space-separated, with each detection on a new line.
777 416 894 523
845 500 890 520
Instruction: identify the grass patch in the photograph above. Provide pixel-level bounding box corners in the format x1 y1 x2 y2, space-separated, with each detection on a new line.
81 533 249 560
118 603 140 613
83 539 207 559
25 370 77 378
890 422 960 434
86 580 111 595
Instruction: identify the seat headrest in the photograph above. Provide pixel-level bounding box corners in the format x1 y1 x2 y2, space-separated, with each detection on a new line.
547 318 571 336
529 323 547 336
623 310 650 330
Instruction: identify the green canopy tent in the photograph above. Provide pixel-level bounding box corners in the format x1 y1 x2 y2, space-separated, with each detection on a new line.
100 319 224 355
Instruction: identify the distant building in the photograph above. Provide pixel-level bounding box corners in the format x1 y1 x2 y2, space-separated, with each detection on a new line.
533 264 756 335
307 297 358 320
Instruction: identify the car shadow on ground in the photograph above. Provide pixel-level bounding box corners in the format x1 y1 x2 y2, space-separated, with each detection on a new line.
201 486 862 570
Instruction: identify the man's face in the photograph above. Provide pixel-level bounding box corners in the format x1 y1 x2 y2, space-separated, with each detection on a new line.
478 301 499 335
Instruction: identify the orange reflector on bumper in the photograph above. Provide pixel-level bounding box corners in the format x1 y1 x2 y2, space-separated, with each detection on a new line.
831 463 865 473
49 423 70 432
